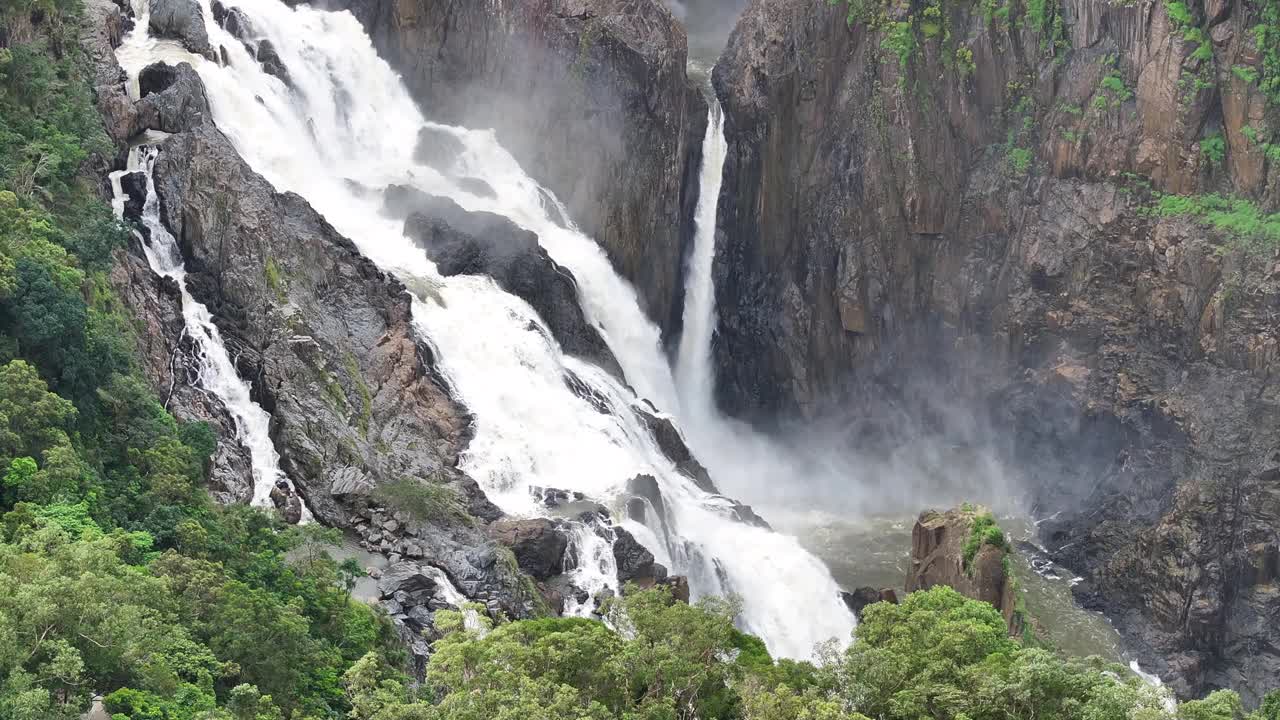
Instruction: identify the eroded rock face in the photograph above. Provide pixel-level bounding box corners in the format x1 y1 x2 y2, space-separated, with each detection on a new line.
338 0 707 344
713 0 1280 701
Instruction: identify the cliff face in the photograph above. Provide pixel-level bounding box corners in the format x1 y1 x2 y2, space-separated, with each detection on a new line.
338 0 708 344
713 0 1280 702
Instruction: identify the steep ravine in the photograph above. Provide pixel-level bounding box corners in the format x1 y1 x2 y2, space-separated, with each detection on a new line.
711 0 1280 702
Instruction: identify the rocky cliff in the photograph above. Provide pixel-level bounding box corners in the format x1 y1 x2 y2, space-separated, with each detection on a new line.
712 0 1280 702
337 0 708 345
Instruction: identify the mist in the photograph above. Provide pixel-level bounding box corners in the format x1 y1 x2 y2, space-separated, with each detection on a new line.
661 0 752 62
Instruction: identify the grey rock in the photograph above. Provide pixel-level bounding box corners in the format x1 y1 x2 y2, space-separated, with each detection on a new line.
487 518 569 580
136 62 211 133
389 189 623 378
148 0 214 59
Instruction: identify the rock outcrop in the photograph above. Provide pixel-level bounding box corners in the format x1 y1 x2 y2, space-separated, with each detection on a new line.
713 0 1280 701
905 508 1024 637
388 188 624 378
487 519 569 580
338 0 707 344
148 0 214 59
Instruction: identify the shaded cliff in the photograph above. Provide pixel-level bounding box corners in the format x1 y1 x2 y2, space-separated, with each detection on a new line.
338 0 708 345
713 0 1280 702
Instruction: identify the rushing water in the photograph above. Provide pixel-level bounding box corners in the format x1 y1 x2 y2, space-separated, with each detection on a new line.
114 0 855 658
108 143 308 517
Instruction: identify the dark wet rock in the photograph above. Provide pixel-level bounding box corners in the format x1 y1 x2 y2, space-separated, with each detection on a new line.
136 62 211 133
413 126 465 170
391 189 623 378
612 526 666 588
625 474 667 530
211 0 253 41
148 0 214 59
255 39 291 85
107 244 255 505
339 0 706 344
487 519 569 580
841 587 882 621
119 172 148 222
269 479 303 524
662 574 691 604
636 407 716 493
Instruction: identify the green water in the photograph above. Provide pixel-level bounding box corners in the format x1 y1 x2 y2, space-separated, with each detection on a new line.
778 511 1127 664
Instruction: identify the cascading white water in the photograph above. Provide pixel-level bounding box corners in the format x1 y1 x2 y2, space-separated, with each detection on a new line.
108 145 308 516
674 100 726 423
114 0 854 658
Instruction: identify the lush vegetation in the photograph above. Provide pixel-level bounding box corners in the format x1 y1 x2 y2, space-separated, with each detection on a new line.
1 3 405 719
337 583 1280 720
1148 193 1280 255
960 506 1008 570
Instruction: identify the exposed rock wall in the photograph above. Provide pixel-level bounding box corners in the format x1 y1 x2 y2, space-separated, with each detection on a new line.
713 0 1280 702
337 0 708 345
906 508 1024 637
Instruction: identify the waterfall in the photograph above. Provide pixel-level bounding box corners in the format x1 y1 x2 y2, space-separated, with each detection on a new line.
114 0 854 658
108 144 309 518
674 99 726 423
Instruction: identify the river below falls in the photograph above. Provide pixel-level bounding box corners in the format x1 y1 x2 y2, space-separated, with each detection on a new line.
775 511 1133 664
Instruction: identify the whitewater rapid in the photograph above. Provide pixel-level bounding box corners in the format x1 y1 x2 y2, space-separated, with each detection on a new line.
114 0 855 657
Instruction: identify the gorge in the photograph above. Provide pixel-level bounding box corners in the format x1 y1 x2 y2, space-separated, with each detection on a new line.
1 0 1278 715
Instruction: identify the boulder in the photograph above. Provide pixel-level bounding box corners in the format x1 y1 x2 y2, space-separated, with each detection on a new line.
136 62 211 133
148 0 214 59
390 189 623 378
612 526 666 587
269 479 303 524
119 171 148 222
487 519 569 580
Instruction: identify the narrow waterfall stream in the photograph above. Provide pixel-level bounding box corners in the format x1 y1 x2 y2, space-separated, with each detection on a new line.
109 144 309 517
114 0 855 657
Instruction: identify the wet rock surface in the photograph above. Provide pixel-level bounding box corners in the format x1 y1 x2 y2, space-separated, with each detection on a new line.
487 519 569 581
713 0 1280 701
136 62 210 133
148 0 214 59
337 0 707 344
390 188 624 378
